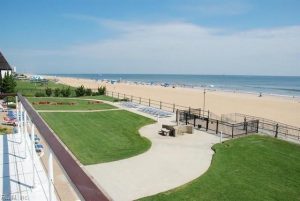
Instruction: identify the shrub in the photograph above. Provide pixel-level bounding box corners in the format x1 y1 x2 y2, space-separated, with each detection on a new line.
54 88 60 97
7 103 16 109
92 92 98 96
120 98 129 101
35 92 45 97
97 86 106 95
45 88 52 97
75 85 85 97
65 87 71 97
61 87 71 97
85 88 92 96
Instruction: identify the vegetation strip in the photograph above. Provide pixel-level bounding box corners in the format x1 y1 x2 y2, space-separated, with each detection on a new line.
140 135 300 201
36 108 122 112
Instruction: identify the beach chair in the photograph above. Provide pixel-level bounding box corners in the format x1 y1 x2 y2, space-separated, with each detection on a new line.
2 117 16 126
35 144 44 153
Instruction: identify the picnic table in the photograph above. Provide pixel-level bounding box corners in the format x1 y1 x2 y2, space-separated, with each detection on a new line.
161 128 170 136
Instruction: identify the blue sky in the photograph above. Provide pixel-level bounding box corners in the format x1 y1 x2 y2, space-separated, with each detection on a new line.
1 0 300 75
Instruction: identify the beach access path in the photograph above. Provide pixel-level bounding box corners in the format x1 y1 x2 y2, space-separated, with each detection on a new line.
85 113 220 201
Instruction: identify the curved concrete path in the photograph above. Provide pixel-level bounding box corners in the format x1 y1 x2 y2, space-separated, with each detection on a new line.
85 119 220 201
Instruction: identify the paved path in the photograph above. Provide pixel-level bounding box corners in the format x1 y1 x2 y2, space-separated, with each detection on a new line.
85 118 220 201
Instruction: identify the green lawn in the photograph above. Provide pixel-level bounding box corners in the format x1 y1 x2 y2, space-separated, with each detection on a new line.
79 95 119 102
16 80 74 96
140 135 300 201
27 97 116 110
40 110 155 164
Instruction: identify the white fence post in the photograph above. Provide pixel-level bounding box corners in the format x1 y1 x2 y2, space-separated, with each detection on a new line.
48 150 54 201
24 111 28 158
31 123 35 188
20 104 23 143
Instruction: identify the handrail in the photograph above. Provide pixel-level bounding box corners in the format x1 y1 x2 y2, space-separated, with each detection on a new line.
17 93 110 201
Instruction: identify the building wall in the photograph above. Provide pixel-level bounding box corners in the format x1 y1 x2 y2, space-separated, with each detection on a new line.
1 70 12 78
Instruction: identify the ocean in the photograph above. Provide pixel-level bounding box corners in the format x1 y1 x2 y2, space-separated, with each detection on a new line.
49 74 300 98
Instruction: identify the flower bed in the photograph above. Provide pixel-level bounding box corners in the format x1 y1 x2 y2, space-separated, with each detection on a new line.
88 101 103 104
32 101 76 105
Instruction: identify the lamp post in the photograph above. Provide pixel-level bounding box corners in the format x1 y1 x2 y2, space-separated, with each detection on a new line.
203 89 206 116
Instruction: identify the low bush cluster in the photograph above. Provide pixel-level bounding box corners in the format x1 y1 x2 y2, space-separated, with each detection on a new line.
36 85 107 97
42 87 72 97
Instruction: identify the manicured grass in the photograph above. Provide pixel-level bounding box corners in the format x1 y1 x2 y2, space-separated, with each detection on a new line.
27 97 116 110
40 110 155 164
79 95 119 102
16 80 74 96
140 135 300 201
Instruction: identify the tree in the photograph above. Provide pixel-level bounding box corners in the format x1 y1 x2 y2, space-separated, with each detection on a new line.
97 86 106 95
75 85 85 97
45 88 52 97
85 88 92 96
54 88 60 97
1 73 17 93
61 87 71 97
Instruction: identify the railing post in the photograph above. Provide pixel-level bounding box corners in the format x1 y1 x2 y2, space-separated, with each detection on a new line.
24 111 28 158
245 122 248 134
139 97 141 104
193 115 196 127
20 104 24 143
31 123 35 188
206 118 209 131
176 109 179 125
173 104 175 113
160 101 162 109
275 124 279 138
256 120 259 133
185 113 188 125
232 125 234 138
216 120 219 134
48 150 54 201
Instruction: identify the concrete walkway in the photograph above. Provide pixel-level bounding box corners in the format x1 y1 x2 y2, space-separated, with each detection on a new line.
85 118 220 201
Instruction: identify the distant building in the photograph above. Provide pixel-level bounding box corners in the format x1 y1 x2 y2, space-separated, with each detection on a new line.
0 51 13 78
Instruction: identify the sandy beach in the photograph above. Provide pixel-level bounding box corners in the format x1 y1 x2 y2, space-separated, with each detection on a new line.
44 75 300 127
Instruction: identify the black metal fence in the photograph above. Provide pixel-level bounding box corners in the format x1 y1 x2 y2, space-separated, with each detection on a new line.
221 113 300 141
178 110 259 138
105 90 214 116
